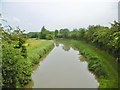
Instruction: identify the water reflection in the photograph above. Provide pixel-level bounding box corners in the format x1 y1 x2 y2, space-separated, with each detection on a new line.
62 45 70 51
55 42 71 51
25 41 99 88
55 42 59 47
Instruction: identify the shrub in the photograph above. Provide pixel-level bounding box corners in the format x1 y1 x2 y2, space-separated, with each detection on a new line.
2 44 32 88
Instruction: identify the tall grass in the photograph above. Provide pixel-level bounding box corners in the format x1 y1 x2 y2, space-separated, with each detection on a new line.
56 39 118 88
25 38 54 66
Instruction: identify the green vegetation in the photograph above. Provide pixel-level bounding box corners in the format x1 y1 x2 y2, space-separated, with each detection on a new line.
55 21 120 60
2 44 32 88
1 19 119 88
56 39 118 88
54 21 119 88
1 25 54 88
25 38 54 65
1 26 32 88
54 22 119 88
72 40 118 88
27 32 39 38
27 26 55 40
25 21 119 88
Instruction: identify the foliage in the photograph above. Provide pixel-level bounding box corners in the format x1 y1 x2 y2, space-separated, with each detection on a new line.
55 21 120 60
56 39 118 88
1 26 32 88
46 33 54 40
26 26 55 40
55 30 58 37
59 28 69 38
2 19 119 88
1 24 54 88
84 22 120 59
38 26 54 40
27 32 39 38
39 26 48 39
26 39 54 66
21 46 27 58
88 56 106 78
2 44 32 88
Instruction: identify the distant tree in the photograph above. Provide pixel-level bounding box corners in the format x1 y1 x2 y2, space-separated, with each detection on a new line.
55 30 58 37
46 34 53 40
60 28 69 38
39 26 54 40
40 26 48 39
27 32 39 38
79 28 85 39
55 21 120 59
73 28 78 32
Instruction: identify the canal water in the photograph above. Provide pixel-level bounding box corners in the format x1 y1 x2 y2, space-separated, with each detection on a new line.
25 43 99 88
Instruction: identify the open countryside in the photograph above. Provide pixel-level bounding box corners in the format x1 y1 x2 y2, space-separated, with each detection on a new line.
1 22 119 88
1 0 119 89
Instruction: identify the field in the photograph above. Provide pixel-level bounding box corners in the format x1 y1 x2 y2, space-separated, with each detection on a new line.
25 38 54 65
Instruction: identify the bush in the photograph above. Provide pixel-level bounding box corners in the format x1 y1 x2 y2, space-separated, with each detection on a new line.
2 44 32 88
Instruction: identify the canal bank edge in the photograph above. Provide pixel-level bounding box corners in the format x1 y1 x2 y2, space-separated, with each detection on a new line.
24 39 54 87
55 39 118 88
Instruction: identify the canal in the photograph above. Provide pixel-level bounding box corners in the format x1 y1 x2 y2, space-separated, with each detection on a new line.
25 42 99 88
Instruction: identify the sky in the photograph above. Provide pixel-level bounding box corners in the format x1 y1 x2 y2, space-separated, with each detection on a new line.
1 0 119 32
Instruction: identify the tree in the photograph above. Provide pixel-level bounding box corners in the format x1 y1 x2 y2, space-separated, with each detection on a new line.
79 28 85 39
40 26 48 39
39 26 54 40
60 28 69 38
27 32 39 38
55 30 58 37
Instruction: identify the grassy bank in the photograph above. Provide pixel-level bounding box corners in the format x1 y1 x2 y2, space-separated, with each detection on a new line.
21 38 54 88
25 38 54 66
56 39 118 88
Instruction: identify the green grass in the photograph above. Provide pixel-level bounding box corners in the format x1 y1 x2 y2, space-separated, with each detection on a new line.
25 38 54 65
56 39 118 88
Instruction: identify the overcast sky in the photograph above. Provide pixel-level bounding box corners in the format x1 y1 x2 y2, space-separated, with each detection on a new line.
1 0 119 32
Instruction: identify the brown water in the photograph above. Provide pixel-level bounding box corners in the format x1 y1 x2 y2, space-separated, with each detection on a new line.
25 43 99 88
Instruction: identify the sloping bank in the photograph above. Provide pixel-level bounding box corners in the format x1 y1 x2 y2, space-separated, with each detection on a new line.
56 39 118 88
22 38 54 87
25 38 54 66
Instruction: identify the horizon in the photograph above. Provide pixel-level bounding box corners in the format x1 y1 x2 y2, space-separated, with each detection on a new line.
1 0 119 33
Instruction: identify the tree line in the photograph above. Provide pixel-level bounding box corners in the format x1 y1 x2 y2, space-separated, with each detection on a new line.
27 21 120 60
27 26 54 40
1 20 119 88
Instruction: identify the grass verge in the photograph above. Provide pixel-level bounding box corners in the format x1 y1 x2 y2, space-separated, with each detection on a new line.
56 39 118 88
25 38 54 66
